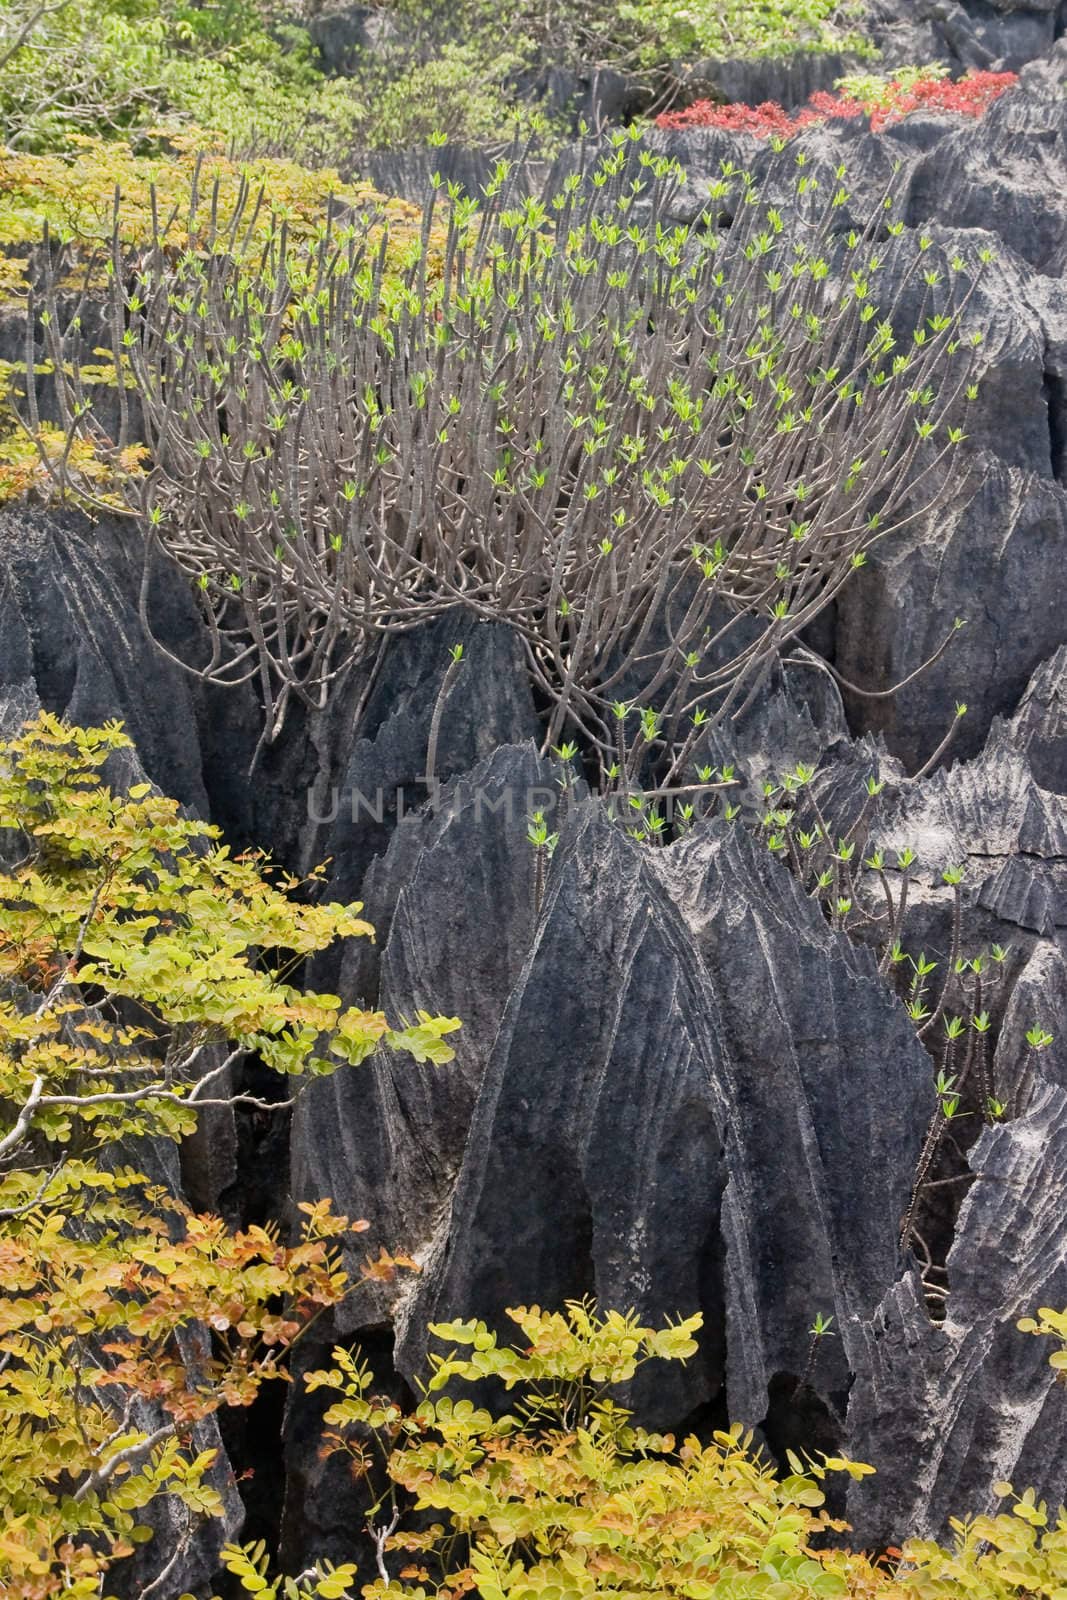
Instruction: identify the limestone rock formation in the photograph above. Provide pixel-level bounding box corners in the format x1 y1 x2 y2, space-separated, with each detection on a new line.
4 14 1067 1579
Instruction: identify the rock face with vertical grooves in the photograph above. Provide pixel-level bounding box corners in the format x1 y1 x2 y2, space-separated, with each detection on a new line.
284 763 1067 1559
3 17 1067 1579
808 655 1067 1102
280 649 1067 1560
870 713 1067 942
833 449 1067 771
846 1083 1067 1543
1009 643 1067 792
310 613 543 905
866 0 1064 77
0 508 214 810
292 742 551 1331
390 804 934 1431
282 775 945 1562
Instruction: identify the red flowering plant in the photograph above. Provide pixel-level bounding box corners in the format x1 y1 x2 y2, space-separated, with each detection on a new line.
655 67 1017 137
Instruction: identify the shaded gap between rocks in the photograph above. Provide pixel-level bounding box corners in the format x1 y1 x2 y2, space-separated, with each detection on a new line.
1044 368 1067 486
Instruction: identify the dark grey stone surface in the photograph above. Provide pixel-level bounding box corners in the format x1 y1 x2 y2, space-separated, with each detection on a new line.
846 1082 1067 1542
4 14 1067 1576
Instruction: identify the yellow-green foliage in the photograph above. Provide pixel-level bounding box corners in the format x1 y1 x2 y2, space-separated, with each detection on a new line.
901 1491 1067 1597
0 713 459 1093
0 420 148 507
834 64 950 113
0 349 144 507
0 711 458 1595
0 132 428 504
0 133 422 278
259 1303 887 1600
209 1301 1067 1600
1 1189 361 1598
1018 1306 1067 1380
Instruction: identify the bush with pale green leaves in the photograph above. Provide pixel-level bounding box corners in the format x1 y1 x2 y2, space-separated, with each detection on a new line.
214 1301 1067 1600
0 0 878 158
0 712 459 1595
0 0 350 152
318 0 874 152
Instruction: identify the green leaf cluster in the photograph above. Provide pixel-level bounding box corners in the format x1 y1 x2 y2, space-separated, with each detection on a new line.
0 0 350 153
223 1301 1067 1600
293 1302 883 1600
0 712 457 1594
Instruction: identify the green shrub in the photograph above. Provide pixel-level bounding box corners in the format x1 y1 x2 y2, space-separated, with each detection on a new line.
234 1302 888 1600
316 0 874 153
0 0 349 152
366 0 870 77
619 0 870 64
0 711 458 1594
217 1300 1067 1600
902 1497 1067 1598
333 35 547 151
35 132 981 769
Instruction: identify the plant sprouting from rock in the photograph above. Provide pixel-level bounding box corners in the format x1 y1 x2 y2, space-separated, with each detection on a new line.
34 132 983 771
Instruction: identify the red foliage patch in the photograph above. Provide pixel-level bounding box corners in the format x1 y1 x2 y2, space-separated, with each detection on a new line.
654 71 1018 137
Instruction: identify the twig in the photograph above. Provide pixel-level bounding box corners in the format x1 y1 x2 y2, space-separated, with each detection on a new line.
425 647 464 788
912 706 966 783
369 1508 401 1587
73 1422 177 1502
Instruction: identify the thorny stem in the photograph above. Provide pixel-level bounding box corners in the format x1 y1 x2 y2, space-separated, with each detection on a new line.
884 866 912 975
873 867 899 974
799 1331 823 1392
900 1105 951 1252
975 1016 993 1124
955 971 983 1094
533 844 547 919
